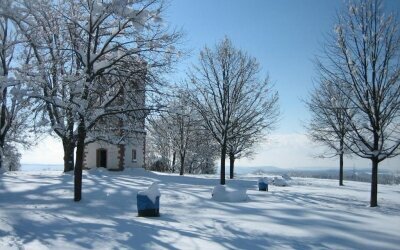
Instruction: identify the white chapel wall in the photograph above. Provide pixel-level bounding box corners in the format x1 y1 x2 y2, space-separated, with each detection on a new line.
84 142 120 170
124 142 144 168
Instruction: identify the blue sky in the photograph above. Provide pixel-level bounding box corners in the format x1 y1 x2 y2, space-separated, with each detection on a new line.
21 0 400 170
165 0 400 169
167 0 345 133
167 0 400 134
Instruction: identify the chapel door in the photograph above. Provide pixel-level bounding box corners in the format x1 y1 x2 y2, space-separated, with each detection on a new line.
96 149 107 168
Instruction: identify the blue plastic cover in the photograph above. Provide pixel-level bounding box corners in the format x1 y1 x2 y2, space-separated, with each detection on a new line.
137 194 160 210
258 182 268 189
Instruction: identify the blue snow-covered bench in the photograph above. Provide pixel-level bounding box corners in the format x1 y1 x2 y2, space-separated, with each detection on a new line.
137 183 161 217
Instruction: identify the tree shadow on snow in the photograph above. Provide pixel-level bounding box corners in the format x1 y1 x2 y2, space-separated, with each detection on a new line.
1 171 399 249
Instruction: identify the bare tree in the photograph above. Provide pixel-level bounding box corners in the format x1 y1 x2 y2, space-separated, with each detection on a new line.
227 75 279 179
305 81 353 186
316 0 400 206
189 38 279 185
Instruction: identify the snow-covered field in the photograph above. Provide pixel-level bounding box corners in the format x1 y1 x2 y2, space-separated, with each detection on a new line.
1 168 399 250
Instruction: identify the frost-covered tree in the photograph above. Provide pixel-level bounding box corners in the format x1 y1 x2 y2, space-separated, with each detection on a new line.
147 91 217 175
305 81 353 186
147 120 174 171
3 143 21 171
62 0 180 201
189 38 279 184
0 2 34 171
166 92 198 176
6 0 180 201
6 0 80 173
186 127 218 174
316 0 400 206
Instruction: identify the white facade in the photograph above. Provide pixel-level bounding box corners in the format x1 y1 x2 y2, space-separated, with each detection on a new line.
84 135 145 170
124 143 145 168
83 72 146 171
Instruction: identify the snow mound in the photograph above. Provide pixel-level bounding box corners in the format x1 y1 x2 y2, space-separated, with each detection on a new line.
273 177 288 186
138 183 161 203
212 185 248 202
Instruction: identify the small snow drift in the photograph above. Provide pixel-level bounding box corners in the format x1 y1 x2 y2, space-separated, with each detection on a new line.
137 183 161 217
212 185 248 202
273 177 288 187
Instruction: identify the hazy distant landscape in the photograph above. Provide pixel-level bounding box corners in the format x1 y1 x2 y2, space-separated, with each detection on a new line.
21 164 400 185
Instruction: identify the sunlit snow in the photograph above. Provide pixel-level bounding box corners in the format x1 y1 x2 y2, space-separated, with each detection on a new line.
1 168 399 249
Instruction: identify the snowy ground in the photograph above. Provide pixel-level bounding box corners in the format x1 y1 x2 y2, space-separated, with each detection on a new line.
1 169 399 250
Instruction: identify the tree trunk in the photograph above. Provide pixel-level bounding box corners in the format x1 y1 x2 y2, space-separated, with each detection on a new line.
63 139 75 172
189 162 193 174
74 120 86 202
220 145 226 185
370 158 379 207
172 151 176 173
179 154 185 176
339 153 344 186
0 80 7 170
229 152 235 179
339 138 344 186
0 142 4 170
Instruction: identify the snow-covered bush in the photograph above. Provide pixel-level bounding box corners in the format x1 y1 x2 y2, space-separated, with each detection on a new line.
2 144 21 171
258 177 269 185
147 159 170 172
273 177 288 187
212 185 248 202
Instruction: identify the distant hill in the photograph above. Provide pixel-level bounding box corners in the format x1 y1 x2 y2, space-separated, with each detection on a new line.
235 166 400 185
21 164 63 171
